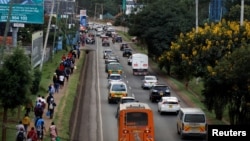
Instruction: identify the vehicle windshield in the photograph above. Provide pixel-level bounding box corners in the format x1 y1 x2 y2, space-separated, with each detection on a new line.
184 114 205 123
121 99 136 103
163 101 178 104
125 112 148 126
109 75 121 80
146 77 156 80
112 84 126 91
154 86 168 90
108 64 122 70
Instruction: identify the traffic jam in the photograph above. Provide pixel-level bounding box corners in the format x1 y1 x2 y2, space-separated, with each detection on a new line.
87 22 207 140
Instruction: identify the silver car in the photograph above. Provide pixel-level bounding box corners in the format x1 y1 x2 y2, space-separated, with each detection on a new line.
141 75 158 89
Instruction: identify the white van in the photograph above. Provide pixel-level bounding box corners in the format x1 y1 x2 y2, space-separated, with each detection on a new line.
176 108 207 139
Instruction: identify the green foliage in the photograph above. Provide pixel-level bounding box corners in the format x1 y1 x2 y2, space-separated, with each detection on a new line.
0 47 33 109
224 4 250 21
160 20 250 78
128 0 197 59
30 69 42 95
212 47 250 125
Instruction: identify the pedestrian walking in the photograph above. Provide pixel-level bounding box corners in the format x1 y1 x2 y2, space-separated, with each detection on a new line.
49 122 58 141
35 117 46 141
48 98 57 119
25 98 34 116
16 120 25 132
22 113 31 132
27 127 38 141
16 127 26 141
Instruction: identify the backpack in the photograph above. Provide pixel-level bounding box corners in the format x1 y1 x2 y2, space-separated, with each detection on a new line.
16 131 24 141
49 103 54 109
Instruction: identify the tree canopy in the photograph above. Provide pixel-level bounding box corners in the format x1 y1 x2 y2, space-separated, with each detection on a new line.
0 47 33 109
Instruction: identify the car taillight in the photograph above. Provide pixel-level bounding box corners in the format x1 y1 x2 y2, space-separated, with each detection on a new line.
123 130 129 134
182 123 184 130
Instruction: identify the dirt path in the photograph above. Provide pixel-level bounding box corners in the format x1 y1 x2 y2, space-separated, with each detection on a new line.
28 54 80 140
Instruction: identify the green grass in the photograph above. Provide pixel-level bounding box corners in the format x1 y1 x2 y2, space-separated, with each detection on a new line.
42 51 85 141
0 47 85 141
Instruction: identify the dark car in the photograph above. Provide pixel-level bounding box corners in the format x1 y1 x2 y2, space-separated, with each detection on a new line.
149 84 171 102
103 49 113 59
105 31 112 37
120 43 128 51
101 36 110 46
122 48 132 57
86 37 95 44
115 36 123 43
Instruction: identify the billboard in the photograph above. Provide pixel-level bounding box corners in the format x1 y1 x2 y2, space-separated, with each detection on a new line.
0 0 44 24
80 10 86 30
31 30 43 68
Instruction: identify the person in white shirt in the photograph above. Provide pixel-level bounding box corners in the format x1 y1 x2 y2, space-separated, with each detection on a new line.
59 74 64 88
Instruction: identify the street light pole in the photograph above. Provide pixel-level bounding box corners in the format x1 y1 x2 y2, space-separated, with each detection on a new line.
240 0 244 26
195 0 198 33
40 0 55 71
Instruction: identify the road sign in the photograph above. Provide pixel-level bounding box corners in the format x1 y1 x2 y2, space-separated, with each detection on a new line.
13 23 25 27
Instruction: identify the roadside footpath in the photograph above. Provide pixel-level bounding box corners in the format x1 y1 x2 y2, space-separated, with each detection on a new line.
26 48 83 141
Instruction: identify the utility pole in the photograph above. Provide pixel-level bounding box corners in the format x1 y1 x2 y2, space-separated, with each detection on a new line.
52 1 61 59
240 0 244 26
94 3 103 20
195 0 198 33
40 0 55 71
0 1 13 65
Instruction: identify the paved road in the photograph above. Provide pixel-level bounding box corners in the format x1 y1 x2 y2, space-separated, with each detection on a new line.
70 31 206 141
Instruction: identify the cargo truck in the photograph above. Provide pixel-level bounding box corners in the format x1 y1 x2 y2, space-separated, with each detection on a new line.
130 53 148 75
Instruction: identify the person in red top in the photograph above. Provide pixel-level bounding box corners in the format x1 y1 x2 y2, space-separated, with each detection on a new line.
67 51 73 59
61 54 66 61
59 62 64 72
27 127 38 141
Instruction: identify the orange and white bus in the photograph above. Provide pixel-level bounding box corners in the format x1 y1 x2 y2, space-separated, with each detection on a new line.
117 102 155 141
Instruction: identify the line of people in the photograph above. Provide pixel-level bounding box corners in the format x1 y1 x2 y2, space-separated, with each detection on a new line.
16 48 80 141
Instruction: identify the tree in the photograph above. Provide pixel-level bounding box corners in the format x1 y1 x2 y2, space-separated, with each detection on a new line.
158 19 250 122
0 47 33 141
128 0 210 63
201 46 250 123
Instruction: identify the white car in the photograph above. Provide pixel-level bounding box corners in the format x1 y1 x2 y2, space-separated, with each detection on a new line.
107 73 122 86
158 96 180 114
116 96 137 118
141 75 158 89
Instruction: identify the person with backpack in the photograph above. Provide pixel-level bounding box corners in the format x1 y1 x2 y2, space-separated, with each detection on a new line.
34 103 43 118
16 127 26 141
16 120 25 132
27 127 38 141
48 99 57 119
35 117 46 141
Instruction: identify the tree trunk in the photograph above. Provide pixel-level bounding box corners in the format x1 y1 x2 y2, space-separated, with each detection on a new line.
2 107 8 141
17 106 21 120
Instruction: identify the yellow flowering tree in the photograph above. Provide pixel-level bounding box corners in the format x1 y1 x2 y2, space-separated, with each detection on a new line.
158 19 250 121
159 19 250 77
